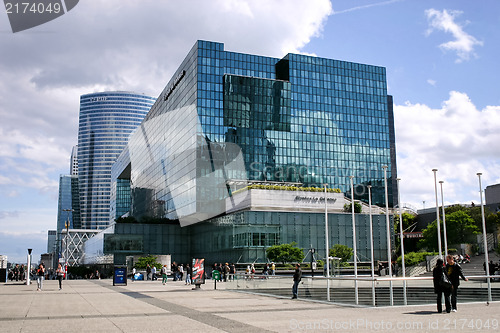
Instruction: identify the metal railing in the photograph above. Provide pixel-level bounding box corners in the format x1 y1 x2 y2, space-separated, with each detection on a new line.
224 274 500 307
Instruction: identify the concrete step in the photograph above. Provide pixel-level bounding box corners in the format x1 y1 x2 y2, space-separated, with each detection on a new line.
241 286 500 306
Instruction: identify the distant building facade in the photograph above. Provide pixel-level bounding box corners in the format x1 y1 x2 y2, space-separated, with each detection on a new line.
70 145 78 176
485 183 500 212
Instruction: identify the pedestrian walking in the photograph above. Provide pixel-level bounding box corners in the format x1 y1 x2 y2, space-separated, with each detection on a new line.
185 264 192 285
445 254 468 312
292 264 302 299
36 263 45 291
178 264 184 281
229 263 235 281
223 263 229 282
262 263 269 278
146 264 152 280
20 265 25 281
161 265 168 285
433 258 451 313
56 263 65 290
132 267 136 282
152 265 157 281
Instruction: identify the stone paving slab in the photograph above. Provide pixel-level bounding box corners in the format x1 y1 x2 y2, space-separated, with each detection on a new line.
1 279 500 332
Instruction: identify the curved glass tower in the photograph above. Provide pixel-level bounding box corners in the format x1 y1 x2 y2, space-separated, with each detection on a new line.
78 91 155 229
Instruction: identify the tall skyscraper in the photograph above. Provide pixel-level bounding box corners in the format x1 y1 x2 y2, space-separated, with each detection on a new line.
78 92 155 229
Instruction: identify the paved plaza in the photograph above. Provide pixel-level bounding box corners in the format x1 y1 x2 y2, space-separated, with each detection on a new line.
1 279 500 332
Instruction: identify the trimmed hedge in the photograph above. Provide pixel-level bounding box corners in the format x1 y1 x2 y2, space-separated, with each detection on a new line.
396 251 438 267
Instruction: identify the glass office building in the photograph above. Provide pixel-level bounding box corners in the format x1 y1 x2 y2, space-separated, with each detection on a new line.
107 40 397 264
78 92 155 229
117 41 396 222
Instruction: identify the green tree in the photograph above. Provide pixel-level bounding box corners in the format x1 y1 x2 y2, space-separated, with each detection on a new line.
419 210 479 251
329 244 353 263
446 210 480 243
135 255 161 270
343 202 362 213
266 242 304 264
446 205 498 233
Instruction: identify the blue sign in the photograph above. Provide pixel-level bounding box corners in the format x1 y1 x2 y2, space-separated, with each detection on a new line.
113 266 127 286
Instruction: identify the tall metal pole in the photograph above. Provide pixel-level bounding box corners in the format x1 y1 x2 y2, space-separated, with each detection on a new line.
439 181 448 258
477 173 492 303
324 184 330 301
396 178 407 305
63 209 73 280
65 221 69 279
367 185 376 306
382 165 393 306
349 176 358 305
432 169 442 258
27 249 32 286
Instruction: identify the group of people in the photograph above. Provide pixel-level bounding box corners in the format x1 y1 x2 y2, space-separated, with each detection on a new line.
212 262 236 281
244 262 276 279
170 261 191 283
133 262 193 285
432 255 468 313
7 264 26 281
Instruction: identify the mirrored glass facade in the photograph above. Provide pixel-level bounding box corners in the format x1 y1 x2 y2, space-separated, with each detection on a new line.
78 92 155 229
118 40 396 225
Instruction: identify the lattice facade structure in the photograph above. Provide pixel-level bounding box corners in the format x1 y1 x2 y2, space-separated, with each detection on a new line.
61 229 100 266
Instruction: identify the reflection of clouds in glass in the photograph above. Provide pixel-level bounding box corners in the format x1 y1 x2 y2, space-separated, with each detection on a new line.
127 104 248 227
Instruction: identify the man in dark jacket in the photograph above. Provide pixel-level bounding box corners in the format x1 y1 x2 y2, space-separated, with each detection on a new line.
292 264 302 299
445 254 468 312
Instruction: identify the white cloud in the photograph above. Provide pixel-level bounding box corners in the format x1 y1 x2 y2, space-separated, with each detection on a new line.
427 79 436 86
425 9 483 63
0 0 333 197
395 91 500 209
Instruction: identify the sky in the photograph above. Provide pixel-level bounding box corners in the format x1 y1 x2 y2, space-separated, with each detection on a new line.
1 0 499 263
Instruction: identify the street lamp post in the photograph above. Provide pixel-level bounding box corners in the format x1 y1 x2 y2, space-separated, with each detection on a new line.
432 169 442 258
477 173 492 303
367 185 376 306
324 184 330 302
396 178 407 305
62 209 73 280
349 176 358 305
439 181 448 258
382 165 393 306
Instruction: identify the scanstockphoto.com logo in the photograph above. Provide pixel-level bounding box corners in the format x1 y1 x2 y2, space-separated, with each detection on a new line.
4 0 79 33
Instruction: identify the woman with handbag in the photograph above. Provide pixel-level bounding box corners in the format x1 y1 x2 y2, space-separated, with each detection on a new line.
433 258 451 313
